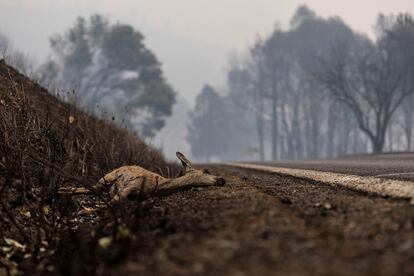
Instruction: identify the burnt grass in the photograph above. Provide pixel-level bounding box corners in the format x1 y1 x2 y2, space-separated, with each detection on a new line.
0 60 175 275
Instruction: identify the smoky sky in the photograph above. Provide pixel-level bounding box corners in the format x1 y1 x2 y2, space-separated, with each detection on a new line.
1 0 414 104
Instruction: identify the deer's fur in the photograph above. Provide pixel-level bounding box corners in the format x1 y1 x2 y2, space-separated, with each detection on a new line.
59 152 225 201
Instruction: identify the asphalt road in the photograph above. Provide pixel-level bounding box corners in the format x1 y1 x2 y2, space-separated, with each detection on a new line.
249 153 414 182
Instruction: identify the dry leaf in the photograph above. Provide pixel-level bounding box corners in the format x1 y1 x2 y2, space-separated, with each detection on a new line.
17 207 31 218
1 246 12 253
118 227 132 239
42 206 50 215
98 237 112 249
4 238 25 250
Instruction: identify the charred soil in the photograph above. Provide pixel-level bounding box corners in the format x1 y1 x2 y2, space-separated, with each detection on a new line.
119 166 414 276
0 60 173 275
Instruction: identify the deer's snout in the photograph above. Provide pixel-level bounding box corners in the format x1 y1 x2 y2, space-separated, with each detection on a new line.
216 177 225 186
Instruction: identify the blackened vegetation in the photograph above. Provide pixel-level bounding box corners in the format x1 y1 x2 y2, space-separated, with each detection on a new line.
0 60 174 275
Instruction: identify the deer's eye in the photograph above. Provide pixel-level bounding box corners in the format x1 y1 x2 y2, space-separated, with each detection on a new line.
203 169 210 174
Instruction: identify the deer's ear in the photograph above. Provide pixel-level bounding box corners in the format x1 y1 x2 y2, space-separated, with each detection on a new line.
176 152 193 172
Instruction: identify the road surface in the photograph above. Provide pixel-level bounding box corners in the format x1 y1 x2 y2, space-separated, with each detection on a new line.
249 153 414 181
118 155 414 276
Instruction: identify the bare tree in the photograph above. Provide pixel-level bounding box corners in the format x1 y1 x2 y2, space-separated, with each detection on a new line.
219 7 414 160
392 14 414 151
0 32 10 59
226 44 269 161
0 31 34 76
315 21 414 153
248 42 269 161
401 95 414 150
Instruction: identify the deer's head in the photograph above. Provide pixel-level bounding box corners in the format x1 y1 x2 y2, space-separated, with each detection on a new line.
176 152 225 186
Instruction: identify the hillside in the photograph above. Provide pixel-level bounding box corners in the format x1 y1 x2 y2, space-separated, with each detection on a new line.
0 60 171 274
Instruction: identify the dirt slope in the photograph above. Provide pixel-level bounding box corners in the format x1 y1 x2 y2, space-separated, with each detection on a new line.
0 60 170 275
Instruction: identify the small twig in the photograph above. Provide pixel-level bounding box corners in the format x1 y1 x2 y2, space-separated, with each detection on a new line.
150 177 160 198
27 152 93 188
138 176 147 200
23 150 121 216
0 200 30 243
0 175 10 196
157 167 164 177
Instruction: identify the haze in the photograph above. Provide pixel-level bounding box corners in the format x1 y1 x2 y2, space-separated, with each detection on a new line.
1 0 413 105
1 0 414 161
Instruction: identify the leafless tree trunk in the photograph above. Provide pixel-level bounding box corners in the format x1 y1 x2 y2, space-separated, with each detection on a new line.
253 79 266 161
401 95 414 151
315 33 413 154
325 99 337 158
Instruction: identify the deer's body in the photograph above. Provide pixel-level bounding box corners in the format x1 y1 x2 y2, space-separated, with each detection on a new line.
98 165 166 200
60 152 225 201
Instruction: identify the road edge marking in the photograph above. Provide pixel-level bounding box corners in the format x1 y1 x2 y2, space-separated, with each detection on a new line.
227 163 414 203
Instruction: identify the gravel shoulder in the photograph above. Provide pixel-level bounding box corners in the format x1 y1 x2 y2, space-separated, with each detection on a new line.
120 166 414 276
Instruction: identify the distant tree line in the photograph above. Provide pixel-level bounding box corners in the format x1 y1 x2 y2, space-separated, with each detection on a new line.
0 31 34 77
37 15 175 138
188 6 414 161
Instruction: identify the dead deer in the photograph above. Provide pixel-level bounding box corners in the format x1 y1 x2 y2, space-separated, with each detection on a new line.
59 152 225 202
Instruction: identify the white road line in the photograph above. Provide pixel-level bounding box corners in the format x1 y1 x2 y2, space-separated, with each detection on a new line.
228 163 414 203
374 172 414 178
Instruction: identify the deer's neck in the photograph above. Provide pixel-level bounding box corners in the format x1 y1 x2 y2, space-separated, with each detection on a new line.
156 175 196 194
159 176 189 188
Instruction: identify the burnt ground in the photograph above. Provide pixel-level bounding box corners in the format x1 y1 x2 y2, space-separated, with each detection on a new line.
117 166 414 276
